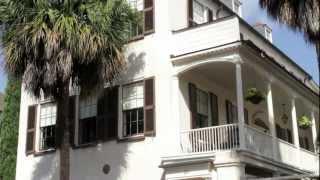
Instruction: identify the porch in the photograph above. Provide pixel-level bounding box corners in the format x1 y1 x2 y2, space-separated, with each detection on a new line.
170 50 319 174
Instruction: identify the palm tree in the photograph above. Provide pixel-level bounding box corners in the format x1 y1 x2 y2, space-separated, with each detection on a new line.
0 0 137 179
259 0 320 74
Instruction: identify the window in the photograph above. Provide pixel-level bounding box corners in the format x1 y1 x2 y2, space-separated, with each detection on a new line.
196 89 209 128
193 1 206 24
189 83 219 129
39 103 57 151
79 95 97 144
192 0 211 25
233 0 241 16
299 136 310 151
122 82 144 137
128 0 154 38
265 28 272 42
276 124 292 143
226 100 249 124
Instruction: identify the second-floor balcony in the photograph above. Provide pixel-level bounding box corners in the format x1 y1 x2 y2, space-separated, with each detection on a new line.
166 25 320 173
180 124 319 173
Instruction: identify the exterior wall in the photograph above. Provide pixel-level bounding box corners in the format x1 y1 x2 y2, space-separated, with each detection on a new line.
16 0 175 179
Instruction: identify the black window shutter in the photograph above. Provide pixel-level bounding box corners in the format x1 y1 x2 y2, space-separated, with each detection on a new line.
226 100 233 124
208 9 213 22
232 104 238 123
188 0 194 27
97 86 119 141
276 124 281 139
209 92 218 126
189 83 197 129
304 137 309 150
299 137 305 148
144 0 154 33
244 108 249 125
287 129 292 143
26 105 37 155
68 96 76 147
144 78 155 136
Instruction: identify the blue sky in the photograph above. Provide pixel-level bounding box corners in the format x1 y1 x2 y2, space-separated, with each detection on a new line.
0 0 319 92
242 0 319 84
0 48 6 93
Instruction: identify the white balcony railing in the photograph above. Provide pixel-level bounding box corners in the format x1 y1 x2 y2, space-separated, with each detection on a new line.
180 124 239 153
180 124 319 173
244 125 274 159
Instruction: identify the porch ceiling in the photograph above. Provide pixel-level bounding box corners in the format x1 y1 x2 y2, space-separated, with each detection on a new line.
190 62 236 90
187 61 268 92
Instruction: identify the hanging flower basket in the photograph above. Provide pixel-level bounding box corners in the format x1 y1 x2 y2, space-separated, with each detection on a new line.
298 115 312 129
245 88 266 104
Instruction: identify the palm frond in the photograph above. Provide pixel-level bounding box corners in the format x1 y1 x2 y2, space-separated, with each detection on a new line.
0 0 137 98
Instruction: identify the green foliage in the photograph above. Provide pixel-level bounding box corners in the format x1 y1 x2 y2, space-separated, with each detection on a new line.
298 115 312 129
0 0 138 98
245 87 266 105
0 77 21 180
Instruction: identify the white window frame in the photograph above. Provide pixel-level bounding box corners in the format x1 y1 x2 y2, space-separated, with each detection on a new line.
121 81 145 138
118 78 145 139
232 0 242 17
79 95 97 120
195 87 213 128
265 27 273 42
36 100 57 152
78 95 98 145
193 0 210 25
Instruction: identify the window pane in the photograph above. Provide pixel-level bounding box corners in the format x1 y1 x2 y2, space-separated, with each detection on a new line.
193 0 206 24
122 82 145 137
129 0 144 37
40 103 57 127
197 89 208 116
123 108 144 137
80 95 97 119
79 117 97 144
130 11 144 37
122 82 144 110
40 125 55 150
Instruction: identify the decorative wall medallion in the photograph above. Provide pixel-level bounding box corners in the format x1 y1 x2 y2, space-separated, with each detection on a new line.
102 164 111 174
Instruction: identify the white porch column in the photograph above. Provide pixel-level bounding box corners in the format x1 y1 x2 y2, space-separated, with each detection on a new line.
172 75 181 154
235 62 245 149
291 98 300 162
310 111 318 152
267 83 278 159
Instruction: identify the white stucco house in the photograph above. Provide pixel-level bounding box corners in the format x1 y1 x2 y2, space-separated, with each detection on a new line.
15 0 319 180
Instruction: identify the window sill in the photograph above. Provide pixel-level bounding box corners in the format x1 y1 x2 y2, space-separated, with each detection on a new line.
34 149 56 157
117 135 145 143
127 31 155 43
73 142 98 149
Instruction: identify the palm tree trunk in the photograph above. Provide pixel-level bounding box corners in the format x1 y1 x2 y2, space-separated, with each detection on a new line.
57 88 70 180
